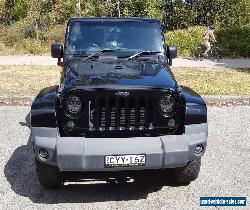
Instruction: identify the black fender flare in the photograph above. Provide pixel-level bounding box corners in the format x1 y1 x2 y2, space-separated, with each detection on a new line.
31 85 58 127
181 86 207 125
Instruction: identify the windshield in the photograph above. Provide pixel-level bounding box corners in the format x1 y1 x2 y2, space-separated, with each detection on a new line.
65 20 164 56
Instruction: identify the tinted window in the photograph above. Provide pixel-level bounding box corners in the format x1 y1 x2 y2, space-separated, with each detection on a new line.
65 20 164 55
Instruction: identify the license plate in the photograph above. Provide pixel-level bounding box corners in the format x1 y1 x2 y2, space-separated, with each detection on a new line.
105 154 146 168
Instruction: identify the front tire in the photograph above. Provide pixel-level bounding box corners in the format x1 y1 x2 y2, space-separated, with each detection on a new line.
174 158 201 184
35 158 63 189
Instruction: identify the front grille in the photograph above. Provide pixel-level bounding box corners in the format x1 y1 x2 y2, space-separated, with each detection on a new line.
89 96 154 130
59 89 185 137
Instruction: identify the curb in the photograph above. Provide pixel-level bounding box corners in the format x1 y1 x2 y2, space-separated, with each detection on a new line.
204 95 250 106
0 94 250 106
0 94 34 106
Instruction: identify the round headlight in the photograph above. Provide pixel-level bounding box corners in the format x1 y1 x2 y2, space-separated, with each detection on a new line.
159 95 176 114
66 95 82 114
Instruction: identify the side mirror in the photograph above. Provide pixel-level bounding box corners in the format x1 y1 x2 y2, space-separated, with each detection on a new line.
51 43 63 66
167 45 177 59
165 45 177 66
51 43 63 58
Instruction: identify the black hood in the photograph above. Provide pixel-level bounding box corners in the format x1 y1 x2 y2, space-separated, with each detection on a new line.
61 59 177 91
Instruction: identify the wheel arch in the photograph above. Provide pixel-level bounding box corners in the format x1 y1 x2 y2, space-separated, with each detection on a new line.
31 85 59 127
181 86 207 125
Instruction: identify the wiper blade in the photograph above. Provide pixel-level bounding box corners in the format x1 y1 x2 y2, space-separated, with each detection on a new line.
65 55 87 64
126 51 161 60
84 48 121 61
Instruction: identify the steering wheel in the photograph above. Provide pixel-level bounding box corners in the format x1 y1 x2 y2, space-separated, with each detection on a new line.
82 43 102 49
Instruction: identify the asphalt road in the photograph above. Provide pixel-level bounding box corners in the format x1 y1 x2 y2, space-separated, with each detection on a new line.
0 106 249 209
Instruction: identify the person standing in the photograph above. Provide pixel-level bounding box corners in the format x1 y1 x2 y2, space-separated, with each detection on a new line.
203 25 217 57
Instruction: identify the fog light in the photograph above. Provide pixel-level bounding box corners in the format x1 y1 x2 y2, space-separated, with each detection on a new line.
129 126 135 130
139 126 145 130
168 119 176 128
66 121 75 130
149 123 154 130
195 144 203 155
39 149 49 159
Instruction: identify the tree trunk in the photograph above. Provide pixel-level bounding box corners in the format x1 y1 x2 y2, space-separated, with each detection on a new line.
117 0 121 17
35 21 39 40
109 0 113 17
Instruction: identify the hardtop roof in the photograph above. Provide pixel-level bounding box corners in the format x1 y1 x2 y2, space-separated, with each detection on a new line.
68 17 161 24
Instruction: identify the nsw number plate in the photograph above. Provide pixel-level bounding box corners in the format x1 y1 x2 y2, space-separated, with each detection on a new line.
105 154 146 168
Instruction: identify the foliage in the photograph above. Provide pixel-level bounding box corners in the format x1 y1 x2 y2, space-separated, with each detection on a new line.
0 18 38 46
214 0 250 27
162 0 250 30
48 0 77 24
215 25 250 57
14 39 47 54
0 22 66 54
166 25 250 57
0 0 249 56
10 0 28 21
2 0 249 28
42 25 66 44
166 26 205 57
0 1 5 23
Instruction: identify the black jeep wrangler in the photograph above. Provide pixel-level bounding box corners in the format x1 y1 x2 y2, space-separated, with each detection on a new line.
31 17 207 188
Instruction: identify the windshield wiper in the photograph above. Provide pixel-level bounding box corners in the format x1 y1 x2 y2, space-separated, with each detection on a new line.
125 51 161 60
84 48 121 61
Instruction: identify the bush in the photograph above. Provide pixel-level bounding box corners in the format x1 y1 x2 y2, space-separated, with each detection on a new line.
216 25 250 58
0 24 23 46
0 22 249 57
166 26 250 58
42 25 66 44
14 39 48 55
0 21 66 55
0 18 37 46
0 41 17 55
166 26 205 57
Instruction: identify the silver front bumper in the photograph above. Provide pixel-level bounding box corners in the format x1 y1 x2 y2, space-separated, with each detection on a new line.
32 123 208 171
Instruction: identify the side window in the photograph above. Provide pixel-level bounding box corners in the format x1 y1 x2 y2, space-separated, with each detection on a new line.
67 22 105 52
67 22 83 52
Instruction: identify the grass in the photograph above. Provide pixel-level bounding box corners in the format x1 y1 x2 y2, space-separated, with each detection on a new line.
0 66 249 96
172 67 250 95
0 66 61 96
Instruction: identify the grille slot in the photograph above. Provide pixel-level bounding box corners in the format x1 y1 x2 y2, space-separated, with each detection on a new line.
90 96 154 130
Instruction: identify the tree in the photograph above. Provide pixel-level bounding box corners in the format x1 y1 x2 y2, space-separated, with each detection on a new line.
10 0 28 21
48 0 76 24
162 0 250 30
0 1 5 24
1 0 250 31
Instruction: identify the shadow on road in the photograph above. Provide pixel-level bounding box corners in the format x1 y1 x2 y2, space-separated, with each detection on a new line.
213 59 250 69
19 112 31 127
4 113 184 204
